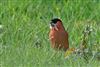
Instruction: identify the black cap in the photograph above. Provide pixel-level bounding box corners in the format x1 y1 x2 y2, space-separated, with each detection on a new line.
50 18 62 24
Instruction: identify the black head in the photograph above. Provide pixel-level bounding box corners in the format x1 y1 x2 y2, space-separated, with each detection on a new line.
50 18 62 27
50 18 62 24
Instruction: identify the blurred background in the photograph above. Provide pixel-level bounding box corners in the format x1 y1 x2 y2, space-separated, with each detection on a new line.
0 0 100 67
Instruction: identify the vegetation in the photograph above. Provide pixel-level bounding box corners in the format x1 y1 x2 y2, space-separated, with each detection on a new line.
0 0 100 67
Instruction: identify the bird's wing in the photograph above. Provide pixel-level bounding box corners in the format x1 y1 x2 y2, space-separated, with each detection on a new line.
64 31 69 49
65 31 68 38
65 31 69 42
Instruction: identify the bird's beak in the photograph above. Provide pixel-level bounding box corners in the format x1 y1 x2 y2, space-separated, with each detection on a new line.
50 23 58 31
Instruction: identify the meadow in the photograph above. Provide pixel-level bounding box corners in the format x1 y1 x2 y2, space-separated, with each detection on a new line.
0 0 100 67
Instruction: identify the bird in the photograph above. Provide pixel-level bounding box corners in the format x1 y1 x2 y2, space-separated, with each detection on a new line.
49 18 69 51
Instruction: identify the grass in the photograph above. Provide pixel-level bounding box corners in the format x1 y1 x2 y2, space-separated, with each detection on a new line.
0 0 100 67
